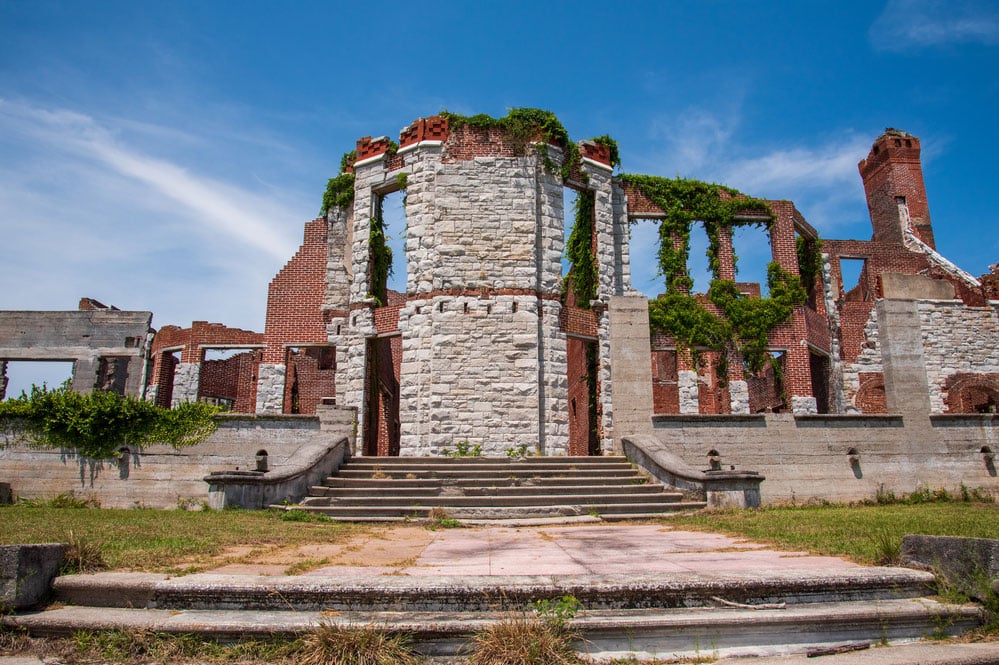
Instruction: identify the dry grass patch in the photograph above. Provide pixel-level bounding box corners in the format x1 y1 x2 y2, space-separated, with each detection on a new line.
299 621 421 665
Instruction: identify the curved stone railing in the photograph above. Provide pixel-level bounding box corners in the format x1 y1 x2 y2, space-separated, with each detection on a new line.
622 434 764 508
204 436 349 510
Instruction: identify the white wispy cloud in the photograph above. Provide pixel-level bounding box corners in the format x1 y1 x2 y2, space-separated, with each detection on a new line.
0 100 298 261
870 0 999 51
0 98 310 330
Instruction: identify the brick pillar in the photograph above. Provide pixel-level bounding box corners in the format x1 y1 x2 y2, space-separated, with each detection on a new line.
715 227 736 281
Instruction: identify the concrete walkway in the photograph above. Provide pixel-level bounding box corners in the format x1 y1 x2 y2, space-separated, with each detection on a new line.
204 522 860 577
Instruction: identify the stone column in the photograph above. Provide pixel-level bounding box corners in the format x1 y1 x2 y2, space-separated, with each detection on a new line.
877 298 932 419
607 295 656 450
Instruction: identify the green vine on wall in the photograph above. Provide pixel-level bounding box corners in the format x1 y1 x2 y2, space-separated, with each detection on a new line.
369 195 393 305
797 235 824 294
625 174 811 379
565 190 598 307
320 151 357 216
0 385 219 460
618 175 772 291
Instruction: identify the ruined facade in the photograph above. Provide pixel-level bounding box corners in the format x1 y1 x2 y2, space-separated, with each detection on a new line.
0 299 152 400
139 117 996 455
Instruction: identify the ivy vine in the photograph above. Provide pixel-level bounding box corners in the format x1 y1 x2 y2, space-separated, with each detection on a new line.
618 175 772 291
649 264 807 380
320 150 357 216
369 194 393 305
0 385 219 460
626 175 811 380
796 235 824 293
441 108 584 183
565 190 598 307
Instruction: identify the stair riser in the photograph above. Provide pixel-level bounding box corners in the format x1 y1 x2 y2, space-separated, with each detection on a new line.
325 476 647 488
312 485 668 498
311 495 683 508
54 582 934 613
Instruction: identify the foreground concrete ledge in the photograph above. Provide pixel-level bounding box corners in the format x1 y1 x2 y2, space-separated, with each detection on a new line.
52 567 935 611
0 544 64 610
901 535 999 602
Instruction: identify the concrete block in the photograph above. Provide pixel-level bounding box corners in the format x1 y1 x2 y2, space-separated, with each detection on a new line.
901 535 999 602
0 543 64 610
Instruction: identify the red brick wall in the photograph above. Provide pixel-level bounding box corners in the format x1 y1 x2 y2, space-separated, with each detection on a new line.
364 336 401 456
263 218 330 368
650 348 680 414
856 372 888 414
567 337 600 455
199 351 259 412
283 347 336 415
943 373 999 413
858 131 935 248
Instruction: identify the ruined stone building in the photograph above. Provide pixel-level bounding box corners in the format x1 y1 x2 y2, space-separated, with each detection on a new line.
128 115 997 458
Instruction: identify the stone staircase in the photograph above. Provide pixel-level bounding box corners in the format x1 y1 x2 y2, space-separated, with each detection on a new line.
9 568 982 660
277 455 706 521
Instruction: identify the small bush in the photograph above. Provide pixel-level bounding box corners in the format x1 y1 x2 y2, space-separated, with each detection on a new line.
872 527 902 566
298 621 421 665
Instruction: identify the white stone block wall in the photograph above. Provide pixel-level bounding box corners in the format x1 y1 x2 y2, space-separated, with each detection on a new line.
596 308 615 452
791 396 818 414
170 363 200 407
729 380 750 414
254 363 286 414
678 370 699 414
397 295 565 456
916 301 999 412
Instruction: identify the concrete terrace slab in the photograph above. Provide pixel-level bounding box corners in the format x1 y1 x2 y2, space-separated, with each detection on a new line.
197 524 859 578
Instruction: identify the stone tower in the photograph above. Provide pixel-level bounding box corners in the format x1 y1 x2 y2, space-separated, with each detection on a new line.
322 116 628 457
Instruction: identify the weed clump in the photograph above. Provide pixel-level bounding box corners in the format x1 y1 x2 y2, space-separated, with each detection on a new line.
469 595 583 665
298 621 421 665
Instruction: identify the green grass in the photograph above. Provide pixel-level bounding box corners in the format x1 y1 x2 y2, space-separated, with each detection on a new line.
0 504 365 572
662 502 998 564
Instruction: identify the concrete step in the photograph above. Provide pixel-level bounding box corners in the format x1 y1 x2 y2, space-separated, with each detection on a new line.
322 474 648 488
5 599 982 660
301 491 684 508
333 468 640 480
310 483 666 498
285 501 705 519
8 568 980 661
49 569 939 611
345 455 630 466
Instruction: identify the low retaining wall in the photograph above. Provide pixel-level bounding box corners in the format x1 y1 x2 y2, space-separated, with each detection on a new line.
648 413 997 504
0 407 356 509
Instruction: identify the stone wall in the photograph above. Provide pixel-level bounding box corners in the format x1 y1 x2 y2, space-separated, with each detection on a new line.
649 413 998 504
917 300 999 412
0 411 354 508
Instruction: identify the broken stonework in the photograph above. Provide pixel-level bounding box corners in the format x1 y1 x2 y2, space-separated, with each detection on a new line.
255 363 286 414
170 363 200 407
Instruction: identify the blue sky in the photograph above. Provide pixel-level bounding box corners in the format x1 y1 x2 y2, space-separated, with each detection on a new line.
1 0 997 392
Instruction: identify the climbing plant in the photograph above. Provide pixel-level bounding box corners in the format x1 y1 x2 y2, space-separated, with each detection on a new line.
320 150 357 216
797 235 824 293
0 384 219 459
441 108 585 183
625 174 811 379
565 189 598 307
369 194 393 305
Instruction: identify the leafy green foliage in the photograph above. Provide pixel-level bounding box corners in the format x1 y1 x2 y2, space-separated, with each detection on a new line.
618 174 772 292
320 150 357 216
441 440 481 457
368 195 393 305
565 189 598 307
648 264 807 378
797 235 824 293
591 134 621 169
0 384 218 459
